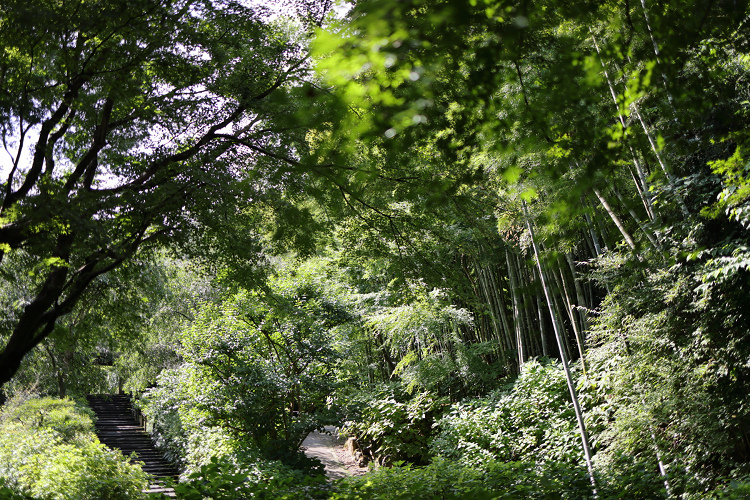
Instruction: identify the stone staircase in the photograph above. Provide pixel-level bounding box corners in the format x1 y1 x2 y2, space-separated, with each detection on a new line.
86 394 178 496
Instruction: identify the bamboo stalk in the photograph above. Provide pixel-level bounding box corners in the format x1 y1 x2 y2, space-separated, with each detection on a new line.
487 264 515 353
582 202 604 257
552 276 575 362
477 263 504 346
593 187 638 251
610 184 662 251
565 253 589 333
517 252 539 358
522 201 598 495
590 31 688 216
479 260 514 355
627 160 656 221
506 250 526 370
534 267 550 357
630 102 691 216
638 0 679 117
518 255 541 357
589 32 659 217
589 194 616 251
554 260 587 372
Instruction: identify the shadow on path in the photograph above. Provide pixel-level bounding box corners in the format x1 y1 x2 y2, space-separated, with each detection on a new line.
301 426 368 480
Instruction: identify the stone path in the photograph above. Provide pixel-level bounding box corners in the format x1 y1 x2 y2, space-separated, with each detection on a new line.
301 426 368 480
87 397 364 489
87 394 178 496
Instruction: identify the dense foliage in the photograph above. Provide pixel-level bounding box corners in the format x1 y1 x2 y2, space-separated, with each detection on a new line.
430 359 584 468
138 261 347 472
0 396 148 499
2 0 750 498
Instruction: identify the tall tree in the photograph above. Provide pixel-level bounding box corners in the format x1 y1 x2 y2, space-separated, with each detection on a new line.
0 0 327 388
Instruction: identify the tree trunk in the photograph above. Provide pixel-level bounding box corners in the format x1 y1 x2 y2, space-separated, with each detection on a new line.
589 195 616 251
638 0 677 116
593 187 638 251
627 161 656 221
565 253 590 333
533 267 550 357
477 261 514 355
523 201 597 494
506 250 525 371
610 184 661 250
582 201 604 257
517 254 540 357
554 261 586 371
589 33 658 215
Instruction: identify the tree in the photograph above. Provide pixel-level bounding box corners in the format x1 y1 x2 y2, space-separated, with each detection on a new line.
142 257 350 467
0 253 194 399
0 0 325 389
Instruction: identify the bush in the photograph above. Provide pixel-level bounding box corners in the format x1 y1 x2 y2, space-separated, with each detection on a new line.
587 250 750 497
430 358 583 467
140 368 325 478
340 386 446 465
0 396 148 500
0 395 95 443
166 456 331 500
330 458 592 500
708 478 750 499
163 459 748 500
0 478 35 500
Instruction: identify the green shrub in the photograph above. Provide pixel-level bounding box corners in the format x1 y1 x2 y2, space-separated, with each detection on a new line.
141 273 346 472
0 478 36 500
140 369 326 477
137 369 194 468
163 459 747 500
0 396 94 443
29 441 149 500
331 458 593 500
707 478 750 499
0 396 148 500
430 359 583 467
167 456 330 500
340 386 446 465
587 251 750 497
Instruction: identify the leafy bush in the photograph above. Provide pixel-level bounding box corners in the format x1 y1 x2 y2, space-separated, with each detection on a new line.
0 396 148 500
587 247 750 497
141 364 326 477
707 478 750 499
430 358 584 467
141 265 348 472
137 369 194 468
340 386 446 465
161 459 750 500
0 478 35 500
27 440 149 500
165 456 331 500
0 395 95 443
331 458 593 500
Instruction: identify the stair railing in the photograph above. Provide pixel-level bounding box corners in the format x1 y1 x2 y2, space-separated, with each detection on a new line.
129 395 149 432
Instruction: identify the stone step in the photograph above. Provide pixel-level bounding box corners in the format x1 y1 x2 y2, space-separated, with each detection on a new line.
86 394 179 487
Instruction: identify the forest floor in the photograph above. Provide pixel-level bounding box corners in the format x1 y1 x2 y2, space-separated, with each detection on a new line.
301 426 369 480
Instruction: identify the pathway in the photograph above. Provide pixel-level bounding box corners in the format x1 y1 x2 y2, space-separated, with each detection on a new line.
301 426 368 480
86 394 178 496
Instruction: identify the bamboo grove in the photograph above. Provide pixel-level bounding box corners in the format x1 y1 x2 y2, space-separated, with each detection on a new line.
308 0 750 490
312 0 748 380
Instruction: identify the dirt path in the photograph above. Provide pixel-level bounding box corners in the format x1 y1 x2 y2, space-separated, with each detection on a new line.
301 426 368 480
